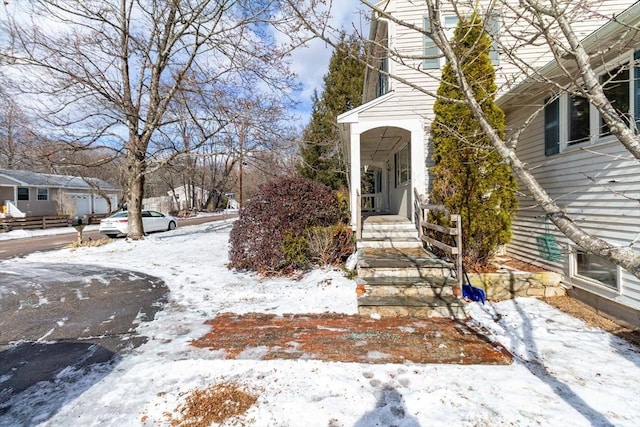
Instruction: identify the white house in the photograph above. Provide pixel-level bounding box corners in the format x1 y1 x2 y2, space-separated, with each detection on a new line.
0 168 120 217
338 0 639 324
499 3 640 325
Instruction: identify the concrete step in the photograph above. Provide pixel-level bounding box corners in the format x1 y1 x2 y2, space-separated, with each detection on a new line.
357 276 457 298
357 295 468 319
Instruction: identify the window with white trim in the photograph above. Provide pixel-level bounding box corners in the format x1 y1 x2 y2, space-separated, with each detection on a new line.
395 144 411 187
37 188 48 201
567 95 590 145
423 15 458 69
486 11 501 66
423 13 499 69
572 249 619 290
544 50 639 155
600 65 630 137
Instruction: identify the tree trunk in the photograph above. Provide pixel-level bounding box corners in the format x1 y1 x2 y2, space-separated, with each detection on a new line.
126 141 146 240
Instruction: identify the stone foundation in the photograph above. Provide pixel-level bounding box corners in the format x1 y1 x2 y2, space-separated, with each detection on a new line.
466 270 565 301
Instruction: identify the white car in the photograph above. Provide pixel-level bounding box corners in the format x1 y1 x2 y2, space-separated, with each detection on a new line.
99 210 177 238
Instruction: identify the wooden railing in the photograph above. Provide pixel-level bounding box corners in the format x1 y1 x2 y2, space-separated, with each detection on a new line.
0 213 109 232
414 188 463 287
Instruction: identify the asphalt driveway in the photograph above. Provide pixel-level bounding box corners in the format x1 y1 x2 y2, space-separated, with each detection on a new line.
0 263 168 412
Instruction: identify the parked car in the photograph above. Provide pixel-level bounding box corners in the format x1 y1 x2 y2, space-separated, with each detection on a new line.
99 210 177 238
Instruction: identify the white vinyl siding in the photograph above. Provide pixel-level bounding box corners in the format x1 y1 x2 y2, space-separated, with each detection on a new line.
506 101 640 309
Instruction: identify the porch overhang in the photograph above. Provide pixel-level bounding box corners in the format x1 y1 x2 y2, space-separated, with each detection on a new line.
337 92 426 235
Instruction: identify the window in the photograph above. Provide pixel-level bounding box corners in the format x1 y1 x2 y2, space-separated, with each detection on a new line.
17 187 29 201
395 144 411 187
634 50 640 131
423 16 439 69
486 11 501 66
423 15 458 69
37 188 48 201
544 97 560 155
544 52 639 155
574 250 618 290
377 56 389 97
568 95 590 145
600 65 630 136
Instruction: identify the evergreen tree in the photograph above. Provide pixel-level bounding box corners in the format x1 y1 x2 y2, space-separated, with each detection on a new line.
297 34 365 189
430 14 518 266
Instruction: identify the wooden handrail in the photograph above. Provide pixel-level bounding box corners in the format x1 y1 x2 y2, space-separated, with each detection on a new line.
413 190 463 288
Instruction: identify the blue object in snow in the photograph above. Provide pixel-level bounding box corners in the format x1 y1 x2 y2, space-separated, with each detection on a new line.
462 283 486 304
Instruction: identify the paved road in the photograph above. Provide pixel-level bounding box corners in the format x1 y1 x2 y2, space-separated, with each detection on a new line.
0 213 236 416
0 263 169 415
0 213 235 260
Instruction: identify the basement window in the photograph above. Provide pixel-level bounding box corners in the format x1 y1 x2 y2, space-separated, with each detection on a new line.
572 249 619 290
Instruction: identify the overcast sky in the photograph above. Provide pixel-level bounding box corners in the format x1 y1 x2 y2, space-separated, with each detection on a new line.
289 1 367 127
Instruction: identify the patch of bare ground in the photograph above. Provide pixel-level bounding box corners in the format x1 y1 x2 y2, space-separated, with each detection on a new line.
543 295 640 351
163 382 258 427
192 313 512 365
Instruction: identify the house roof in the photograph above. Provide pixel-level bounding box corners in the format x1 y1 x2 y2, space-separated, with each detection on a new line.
498 1 640 110
0 168 120 191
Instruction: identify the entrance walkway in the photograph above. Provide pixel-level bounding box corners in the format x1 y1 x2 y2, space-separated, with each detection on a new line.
192 313 512 365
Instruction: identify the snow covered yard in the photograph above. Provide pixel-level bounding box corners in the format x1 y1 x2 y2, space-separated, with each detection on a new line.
1 222 639 426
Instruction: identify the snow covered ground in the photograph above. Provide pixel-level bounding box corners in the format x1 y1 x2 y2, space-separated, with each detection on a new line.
1 221 639 426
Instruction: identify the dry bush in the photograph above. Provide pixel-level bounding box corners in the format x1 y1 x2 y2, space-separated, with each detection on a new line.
305 223 353 266
168 382 258 427
69 237 112 249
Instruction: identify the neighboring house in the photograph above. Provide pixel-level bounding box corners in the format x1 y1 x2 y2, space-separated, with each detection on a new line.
168 185 209 211
499 4 640 325
0 168 120 218
338 0 639 323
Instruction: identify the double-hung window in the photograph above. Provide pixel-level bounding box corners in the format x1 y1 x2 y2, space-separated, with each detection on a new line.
600 65 630 137
544 50 639 155
37 188 48 201
424 13 499 69
423 15 458 69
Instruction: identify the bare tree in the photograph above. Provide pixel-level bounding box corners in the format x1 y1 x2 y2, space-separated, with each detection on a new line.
0 0 301 238
286 0 640 279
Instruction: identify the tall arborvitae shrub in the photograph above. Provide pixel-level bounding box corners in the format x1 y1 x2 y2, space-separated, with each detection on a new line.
228 174 351 275
430 13 518 266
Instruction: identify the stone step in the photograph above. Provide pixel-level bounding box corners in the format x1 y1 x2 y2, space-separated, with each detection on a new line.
362 229 418 239
357 237 424 249
362 222 417 232
357 295 468 319
357 276 457 298
357 256 453 278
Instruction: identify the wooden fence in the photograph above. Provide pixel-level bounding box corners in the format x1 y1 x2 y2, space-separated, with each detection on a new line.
0 213 108 232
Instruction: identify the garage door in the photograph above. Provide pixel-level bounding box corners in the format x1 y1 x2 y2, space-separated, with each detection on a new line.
92 195 115 214
69 193 91 216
